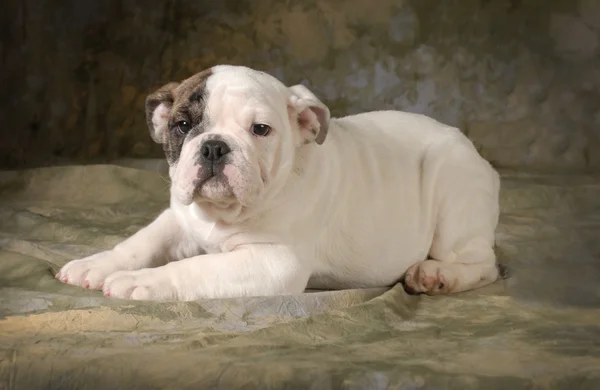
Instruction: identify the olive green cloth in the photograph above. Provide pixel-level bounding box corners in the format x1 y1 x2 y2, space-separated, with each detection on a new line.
1 163 600 389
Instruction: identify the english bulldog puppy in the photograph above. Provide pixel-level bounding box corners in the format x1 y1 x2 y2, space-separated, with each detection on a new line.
57 65 501 301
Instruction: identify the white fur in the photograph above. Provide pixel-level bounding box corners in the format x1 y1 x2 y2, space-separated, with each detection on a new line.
57 65 500 301
152 103 170 129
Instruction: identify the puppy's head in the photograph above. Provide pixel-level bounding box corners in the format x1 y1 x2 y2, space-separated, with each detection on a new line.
145 65 330 220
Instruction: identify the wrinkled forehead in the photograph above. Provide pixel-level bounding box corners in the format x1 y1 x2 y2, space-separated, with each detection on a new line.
208 70 288 108
169 67 291 126
175 67 288 101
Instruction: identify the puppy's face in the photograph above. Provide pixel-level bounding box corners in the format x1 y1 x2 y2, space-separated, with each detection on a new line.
145 65 330 220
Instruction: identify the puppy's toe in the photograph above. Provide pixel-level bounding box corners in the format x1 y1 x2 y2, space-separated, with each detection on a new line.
57 250 127 290
403 263 425 294
103 270 175 301
404 260 450 295
419 272 437 291
130 286 152 301
103 271 137 299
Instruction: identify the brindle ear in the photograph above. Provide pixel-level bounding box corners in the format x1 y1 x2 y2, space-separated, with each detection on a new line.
288 84 331 145
145 82 180 144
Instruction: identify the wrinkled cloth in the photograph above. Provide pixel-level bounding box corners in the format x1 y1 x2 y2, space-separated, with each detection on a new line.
1 162 599 389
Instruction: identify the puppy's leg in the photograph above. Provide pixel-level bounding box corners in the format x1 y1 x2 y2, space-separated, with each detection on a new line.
405 141 500 295
103 244 310 301
57 209 192 290
404 239 499 295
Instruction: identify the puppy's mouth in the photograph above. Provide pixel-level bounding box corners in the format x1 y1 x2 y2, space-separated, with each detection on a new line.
196 163 222 186
192 164 235 203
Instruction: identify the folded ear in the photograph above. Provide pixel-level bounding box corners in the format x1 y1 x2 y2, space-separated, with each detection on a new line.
145 82 180 144
288 84 331 145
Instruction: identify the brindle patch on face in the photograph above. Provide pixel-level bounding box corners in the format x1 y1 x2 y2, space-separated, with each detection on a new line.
188 91 203 103
162 69 213 164
145 82 180 144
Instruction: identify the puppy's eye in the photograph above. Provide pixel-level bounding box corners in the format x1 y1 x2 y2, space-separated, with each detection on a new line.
251 123 271 137
174 120 191 135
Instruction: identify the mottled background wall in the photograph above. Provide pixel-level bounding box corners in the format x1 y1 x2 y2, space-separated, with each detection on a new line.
2 0 600 170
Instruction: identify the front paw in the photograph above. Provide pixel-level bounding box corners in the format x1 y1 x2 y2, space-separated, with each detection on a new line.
404 260 453 296
103 269 177 301
56 250 129 290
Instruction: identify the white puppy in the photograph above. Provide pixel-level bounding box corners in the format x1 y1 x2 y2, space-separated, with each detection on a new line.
57 65 501 301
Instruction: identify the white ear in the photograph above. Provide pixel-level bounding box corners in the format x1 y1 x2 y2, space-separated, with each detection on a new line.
151 103 170 139
145 82 179 144
288 84 330 145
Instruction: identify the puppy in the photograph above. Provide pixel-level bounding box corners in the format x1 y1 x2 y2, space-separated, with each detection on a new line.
57 65 501 301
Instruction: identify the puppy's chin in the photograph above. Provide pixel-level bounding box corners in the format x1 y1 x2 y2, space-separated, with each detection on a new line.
193 174 249 223
197 175 236 206
172 173 236 208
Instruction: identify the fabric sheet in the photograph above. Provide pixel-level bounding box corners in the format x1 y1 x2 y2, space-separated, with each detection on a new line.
1 162 599 389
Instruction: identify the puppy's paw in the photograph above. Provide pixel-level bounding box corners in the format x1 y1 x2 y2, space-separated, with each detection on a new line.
103 269 177 301
404 260 454 296
56 250 129 290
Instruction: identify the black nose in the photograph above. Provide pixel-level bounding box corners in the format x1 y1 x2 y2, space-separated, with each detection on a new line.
200 140 231 162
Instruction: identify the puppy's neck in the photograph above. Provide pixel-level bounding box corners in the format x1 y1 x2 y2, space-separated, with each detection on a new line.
248 122 342 222
182 197 242 225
